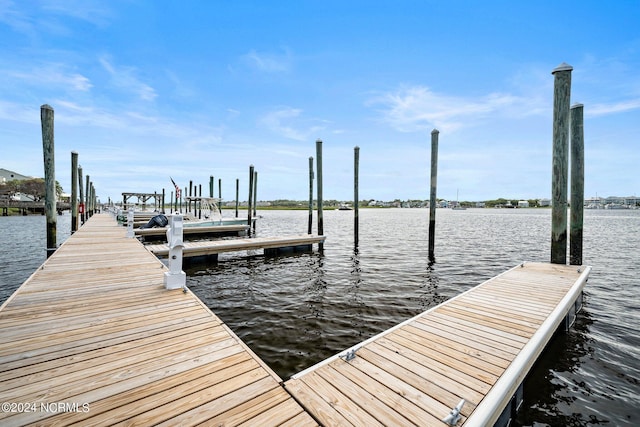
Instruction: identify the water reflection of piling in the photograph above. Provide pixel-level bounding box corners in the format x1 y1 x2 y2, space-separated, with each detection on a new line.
428 129 439 261
41 104 56 257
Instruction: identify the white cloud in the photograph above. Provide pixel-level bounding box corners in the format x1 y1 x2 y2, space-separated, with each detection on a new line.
259 107 326 141
242 49 292 73
586 99 640 117
369 85 536 133
8 64 92 92
99 55 157 101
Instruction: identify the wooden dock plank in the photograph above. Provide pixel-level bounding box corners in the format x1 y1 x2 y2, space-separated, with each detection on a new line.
286 262 590 426
0 213 316 427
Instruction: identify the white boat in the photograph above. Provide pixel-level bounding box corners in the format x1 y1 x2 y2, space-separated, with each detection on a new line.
182 197 255 227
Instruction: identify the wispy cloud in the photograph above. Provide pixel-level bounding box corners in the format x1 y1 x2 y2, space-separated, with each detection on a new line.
368 85 535 133
8 63 92 92
259 107 326 141
587 99 640 117
99 55 157 101
242 48 292 73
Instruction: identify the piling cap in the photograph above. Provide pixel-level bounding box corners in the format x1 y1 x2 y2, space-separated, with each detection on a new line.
431 129 439 134
552 62 573 74
571 103 584 109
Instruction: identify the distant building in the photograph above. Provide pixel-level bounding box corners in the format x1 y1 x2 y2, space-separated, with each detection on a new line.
518 200 530 208
475 202 486 208
0 168 34 184
538 198 551 207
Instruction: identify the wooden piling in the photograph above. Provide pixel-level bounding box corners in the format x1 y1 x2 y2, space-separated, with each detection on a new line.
252 172 258 233
78 166 85 224
235 178 239 218
218 178 222 212
316 139 324 250
248 165 254 229
354 146 360 247
570 103 584 265
308 156 314 234
428 129 439 260
85 175 90 218
551 63 573 265
41 105 56 257
209 175 214 198
71 151 78 233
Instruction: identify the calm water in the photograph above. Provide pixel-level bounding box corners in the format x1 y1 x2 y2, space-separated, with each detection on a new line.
1 209 638 425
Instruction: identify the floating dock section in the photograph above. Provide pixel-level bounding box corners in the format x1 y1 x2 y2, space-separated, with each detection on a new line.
285 261 590 426
0 213 589 426
145 234 326 258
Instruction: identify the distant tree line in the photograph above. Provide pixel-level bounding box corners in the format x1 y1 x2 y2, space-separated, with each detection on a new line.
1 178 64 201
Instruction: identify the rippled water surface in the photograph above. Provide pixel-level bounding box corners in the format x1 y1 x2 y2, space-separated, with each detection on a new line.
1 209 638 425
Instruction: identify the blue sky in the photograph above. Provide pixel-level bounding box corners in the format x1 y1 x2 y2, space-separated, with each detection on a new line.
1 1 638 203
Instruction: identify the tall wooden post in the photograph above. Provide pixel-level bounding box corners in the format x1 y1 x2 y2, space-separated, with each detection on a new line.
41 104 56 257
71 151 78 233
252 172 258 233
78 165 85 224
218 178 223 214
161 189 165 214
570 103 584 265
209 176 214 198
316 139 324 251
235 178 239 218
354 146 360 247
428 129 439 260
85 175 90 218
247 165 254 230
308 156 314 234
551 63 573 264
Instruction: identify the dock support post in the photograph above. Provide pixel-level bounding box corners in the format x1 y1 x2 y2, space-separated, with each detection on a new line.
219 178 223 214
308 156 314 234
126 207 135 238
235 178 239 218
85 175 90 218
551 63 573 264
78 165 85 224
570 103 584 265
428 129 439 261
71 151 78 233
248 165 254 231
164 215 186 290
41 104 57 257
209 175 214 198
354 146 360 247
316 139 324 251
252 171 258 233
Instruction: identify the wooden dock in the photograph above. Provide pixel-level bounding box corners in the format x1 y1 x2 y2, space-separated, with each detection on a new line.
284 261 590 426
135 223 250 238
0 213 590 427
0 214 317 426
145 234 326 258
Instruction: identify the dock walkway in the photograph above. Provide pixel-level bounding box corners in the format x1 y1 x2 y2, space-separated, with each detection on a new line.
0 214 317 426
285 262 590 426
145 234 326 258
